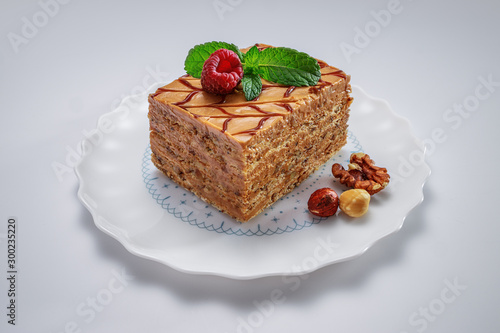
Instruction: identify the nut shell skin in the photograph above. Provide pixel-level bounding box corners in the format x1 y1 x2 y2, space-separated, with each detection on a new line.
339 189 370 218
308 188 339 217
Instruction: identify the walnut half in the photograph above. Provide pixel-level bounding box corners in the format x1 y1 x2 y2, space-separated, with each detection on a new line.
332 153 390 195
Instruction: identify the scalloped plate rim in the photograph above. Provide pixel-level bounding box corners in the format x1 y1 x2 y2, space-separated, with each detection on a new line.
74 84 431 279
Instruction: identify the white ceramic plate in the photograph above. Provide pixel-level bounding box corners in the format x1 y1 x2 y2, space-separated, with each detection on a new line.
75 85 430 279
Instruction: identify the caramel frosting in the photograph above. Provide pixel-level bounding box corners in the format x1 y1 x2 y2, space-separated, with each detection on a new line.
150 44 350 144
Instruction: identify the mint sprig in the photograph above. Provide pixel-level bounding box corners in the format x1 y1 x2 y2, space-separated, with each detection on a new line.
184 41 321 101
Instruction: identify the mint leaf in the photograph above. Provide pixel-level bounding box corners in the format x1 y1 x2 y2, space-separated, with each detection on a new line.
241 72 262 101
184 41 243 78
256 47 321 86
243 45 260 73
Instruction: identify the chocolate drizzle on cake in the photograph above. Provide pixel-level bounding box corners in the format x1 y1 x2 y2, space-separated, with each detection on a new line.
232 117 271 136
322 70 347 80
261 84 297 98
178 78 202 91
317 60 329 68
174 91 198 106
151 65 347 136
276 103 294 113
151 87 172 97
254 43 271 51
284 86 296 98
192 105 285 135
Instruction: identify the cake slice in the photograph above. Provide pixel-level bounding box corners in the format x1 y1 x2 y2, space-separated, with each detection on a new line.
148 44 352 222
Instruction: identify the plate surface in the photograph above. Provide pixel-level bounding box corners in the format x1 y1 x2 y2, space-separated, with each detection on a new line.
75 85 430 279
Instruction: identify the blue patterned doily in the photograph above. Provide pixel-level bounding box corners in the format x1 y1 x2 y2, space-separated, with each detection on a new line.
142 131 363 236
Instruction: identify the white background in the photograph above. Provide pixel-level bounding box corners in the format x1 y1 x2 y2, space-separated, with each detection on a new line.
1 0 499 332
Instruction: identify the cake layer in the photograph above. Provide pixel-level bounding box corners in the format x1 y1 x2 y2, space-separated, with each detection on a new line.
149 97 350 220
148 44 352 222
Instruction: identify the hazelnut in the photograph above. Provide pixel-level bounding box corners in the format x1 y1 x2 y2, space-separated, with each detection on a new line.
308 188 339 217
339 189 370 217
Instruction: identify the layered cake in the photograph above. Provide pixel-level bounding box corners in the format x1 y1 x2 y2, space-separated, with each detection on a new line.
148 44 352 222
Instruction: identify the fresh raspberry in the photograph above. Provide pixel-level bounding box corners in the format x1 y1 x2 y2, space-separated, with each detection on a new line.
201 49 243 95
